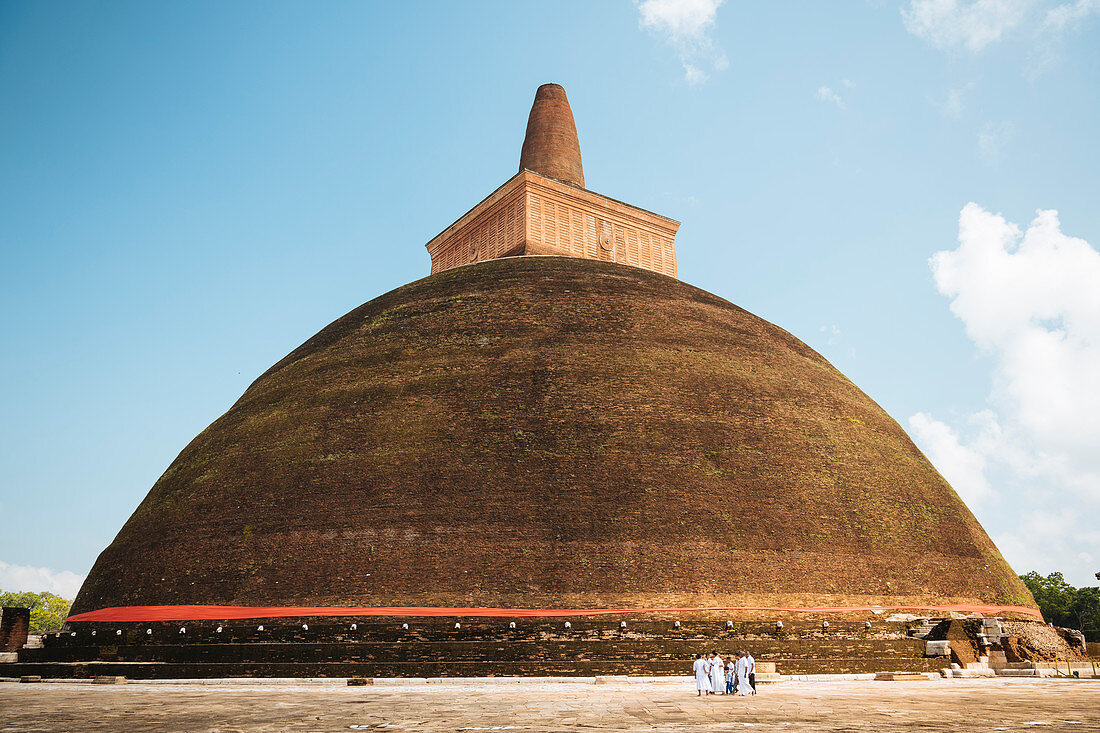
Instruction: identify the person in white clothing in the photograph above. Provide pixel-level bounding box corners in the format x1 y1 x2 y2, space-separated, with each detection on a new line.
745 651 757 694
710 651 724 694
735 649 752 695
692 653 710 696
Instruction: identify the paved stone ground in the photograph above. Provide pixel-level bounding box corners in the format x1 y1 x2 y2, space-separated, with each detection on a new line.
1 678 1098 732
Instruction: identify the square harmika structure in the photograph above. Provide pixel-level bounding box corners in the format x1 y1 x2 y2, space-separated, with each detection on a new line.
426 170 679 277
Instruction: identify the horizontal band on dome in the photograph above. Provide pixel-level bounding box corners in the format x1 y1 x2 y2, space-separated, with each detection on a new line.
66 603 1043 623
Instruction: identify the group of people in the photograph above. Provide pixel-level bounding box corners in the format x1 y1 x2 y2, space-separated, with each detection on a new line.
692 650 756 696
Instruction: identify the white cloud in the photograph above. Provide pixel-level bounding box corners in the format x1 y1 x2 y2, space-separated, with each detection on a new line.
945 87 968 117
911 203 1100 586
933 204 1100 461
637 0 728 84
0 560 86 598
902 0 1099 76
931 81 977 118
683 62 708 85
638 0 723 41
901 0 1034 52
993 511 1100 585
815 85 845 108
909 412 994 506
977 120 1014 163
818 324 844 349
1029 0 1100 75
1042 0 1100 30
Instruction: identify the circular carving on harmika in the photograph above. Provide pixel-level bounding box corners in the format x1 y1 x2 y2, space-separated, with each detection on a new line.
599 225 613 252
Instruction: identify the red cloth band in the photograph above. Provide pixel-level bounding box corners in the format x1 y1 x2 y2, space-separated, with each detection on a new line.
66 603 1042 623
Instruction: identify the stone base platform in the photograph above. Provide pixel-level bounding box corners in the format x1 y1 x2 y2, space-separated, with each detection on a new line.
2 617 951 680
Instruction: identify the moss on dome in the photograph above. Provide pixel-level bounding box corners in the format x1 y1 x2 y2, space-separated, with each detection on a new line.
72 256 1033 616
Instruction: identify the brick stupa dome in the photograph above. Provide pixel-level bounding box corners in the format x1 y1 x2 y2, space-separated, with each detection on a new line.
71 256 1034 619
69 84 1036 624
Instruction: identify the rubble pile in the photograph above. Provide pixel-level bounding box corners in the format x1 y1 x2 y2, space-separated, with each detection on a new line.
1001 621 1087 662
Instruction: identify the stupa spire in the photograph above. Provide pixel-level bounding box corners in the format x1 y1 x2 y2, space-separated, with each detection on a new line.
426 83 678 279
519 83 584 188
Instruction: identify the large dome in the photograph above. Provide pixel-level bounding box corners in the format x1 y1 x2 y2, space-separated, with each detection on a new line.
71 256 1034 617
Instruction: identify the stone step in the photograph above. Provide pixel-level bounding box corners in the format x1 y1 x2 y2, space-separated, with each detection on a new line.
999 662 1035 670
995 669 1040 677
0 654 949 680
1031 662 1098 671
942 667 996 678
994 668 1098 678
19 640 932 665
46 623 922 647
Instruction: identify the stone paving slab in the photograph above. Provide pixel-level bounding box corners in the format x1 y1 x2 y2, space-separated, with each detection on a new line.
1 677 1098 732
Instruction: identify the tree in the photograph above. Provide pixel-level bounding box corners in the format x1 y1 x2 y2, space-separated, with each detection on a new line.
0 590 73 633
29 593 71 633
0 590 41 611
1019 572 1100 642
1073 586 1100 639
1020 571 1076 626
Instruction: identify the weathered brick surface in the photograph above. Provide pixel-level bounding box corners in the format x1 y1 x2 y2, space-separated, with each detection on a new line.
0 607 29 652
13 618 946 677
2 656 948 679
46 619 916 646
70 257 1032 618
19 640 934 666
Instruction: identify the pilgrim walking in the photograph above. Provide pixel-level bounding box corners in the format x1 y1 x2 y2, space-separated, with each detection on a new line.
735 649 752 695
693 648 760 697
745 649 757 694
710 651 725 695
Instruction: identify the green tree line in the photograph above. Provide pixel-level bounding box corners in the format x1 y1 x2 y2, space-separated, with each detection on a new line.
1020 572 1100 642
0 590 72 633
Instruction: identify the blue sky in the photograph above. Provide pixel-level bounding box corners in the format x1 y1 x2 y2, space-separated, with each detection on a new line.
1 0 1098 596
